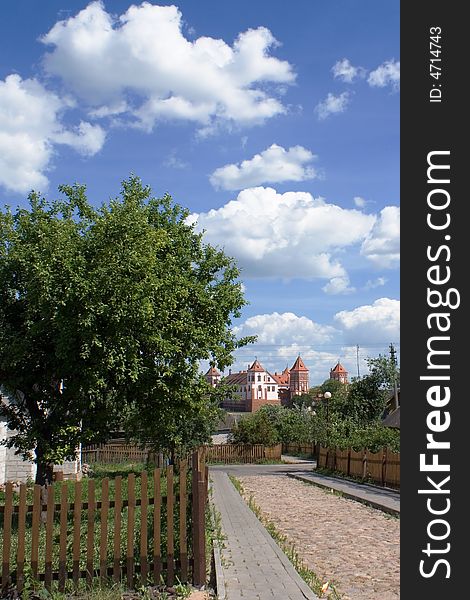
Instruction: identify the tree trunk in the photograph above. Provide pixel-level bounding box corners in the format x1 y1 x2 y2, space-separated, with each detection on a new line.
35 445 54 486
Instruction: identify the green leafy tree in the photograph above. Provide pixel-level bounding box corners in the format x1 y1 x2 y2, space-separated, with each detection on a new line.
230 405 315 445
340 373 387 424
366 354 400 390
230 409 279 446
0 176 252 484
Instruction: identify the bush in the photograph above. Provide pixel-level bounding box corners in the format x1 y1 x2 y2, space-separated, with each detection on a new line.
230 405 315 445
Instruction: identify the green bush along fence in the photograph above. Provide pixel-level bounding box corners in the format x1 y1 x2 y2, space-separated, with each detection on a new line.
0 451 208 593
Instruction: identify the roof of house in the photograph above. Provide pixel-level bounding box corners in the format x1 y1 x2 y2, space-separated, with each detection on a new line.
224 371 248 386
382 406 400 429
290 356 308 372
205 366 221 377
330 362 347 373
248 359 265 372
273 371 290 385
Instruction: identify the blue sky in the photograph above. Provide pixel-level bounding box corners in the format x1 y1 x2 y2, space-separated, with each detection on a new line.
0 1 400 384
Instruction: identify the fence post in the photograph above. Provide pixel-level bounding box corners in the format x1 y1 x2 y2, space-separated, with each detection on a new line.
192 449 207 586
362 448 367 480
347 447 351 477
382 448 387 487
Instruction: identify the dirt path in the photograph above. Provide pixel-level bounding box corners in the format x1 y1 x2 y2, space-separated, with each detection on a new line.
239 475 399 600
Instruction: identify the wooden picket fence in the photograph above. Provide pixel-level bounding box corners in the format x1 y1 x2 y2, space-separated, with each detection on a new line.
81 444 152 465
0 451 208 593
317 446 400 488
281 442 317 457
202 443 282 464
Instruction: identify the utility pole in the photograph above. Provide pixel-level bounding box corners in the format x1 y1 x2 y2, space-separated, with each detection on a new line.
356 344 360 378
389 343 399 410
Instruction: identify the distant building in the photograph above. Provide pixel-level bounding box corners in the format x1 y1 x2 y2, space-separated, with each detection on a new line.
205 356 310 412
205 366 221 387
329 362 348 384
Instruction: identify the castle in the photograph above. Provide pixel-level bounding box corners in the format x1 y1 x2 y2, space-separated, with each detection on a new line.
205 357 348 412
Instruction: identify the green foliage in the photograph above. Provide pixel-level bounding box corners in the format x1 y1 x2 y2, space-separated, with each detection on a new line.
0 176 252 483
341 374 387 424
230 408 279 445
366 353 400 390
230 405 315 445
316 419 399 452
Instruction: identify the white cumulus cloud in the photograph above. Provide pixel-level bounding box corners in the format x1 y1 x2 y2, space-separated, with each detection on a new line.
322 276 355 295
361 206 399 268
368 60 400 90
209 144 317 190
364 277 387 290
315 92 350 120
354 196 367 208
233 312 337 346
0 74 105 194
334 298 400 346
332 58 366 83
231 312 340 382
188 186 376 280
41 1 295 133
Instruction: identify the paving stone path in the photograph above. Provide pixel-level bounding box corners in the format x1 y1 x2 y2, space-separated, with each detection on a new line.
239 475 399 600
210 470 318 600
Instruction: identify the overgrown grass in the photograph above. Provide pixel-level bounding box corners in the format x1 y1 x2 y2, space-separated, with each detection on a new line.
10 567 194 599
229 475 343 599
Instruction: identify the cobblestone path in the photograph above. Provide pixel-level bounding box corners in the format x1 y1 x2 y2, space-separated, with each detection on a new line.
239 475 399 600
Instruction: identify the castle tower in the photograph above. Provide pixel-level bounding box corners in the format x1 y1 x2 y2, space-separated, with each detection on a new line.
205 366 221 387
289 355 309 396
246 358 280 411
330 362 348 384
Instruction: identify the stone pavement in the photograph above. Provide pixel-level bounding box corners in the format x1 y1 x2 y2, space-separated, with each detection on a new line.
210 470 318 600
287 472 400 516
239 475 399 600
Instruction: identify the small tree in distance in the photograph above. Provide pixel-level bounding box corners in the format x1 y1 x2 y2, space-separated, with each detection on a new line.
0 176 253 484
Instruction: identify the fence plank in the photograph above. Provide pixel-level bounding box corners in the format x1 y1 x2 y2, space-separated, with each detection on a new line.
17 484 27 593
100 478 110 584
87 479 96 586
140 471 149 585
45 485 54 591
166 465 175 586
113 476 122 582
1 482 13 588
127 473 136 589
72 480 82 586
384 448 400 488
192 450 206 587
179 460 188 582
31 485 41 579
349 448 365 478
366 450 384 484
58 483 68 591
153 468 162 585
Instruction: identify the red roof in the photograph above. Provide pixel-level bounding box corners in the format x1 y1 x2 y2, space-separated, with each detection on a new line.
273 372 290 385
290 356 308 372
248 359 265 372
331 362 347 373
205 366 221 377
